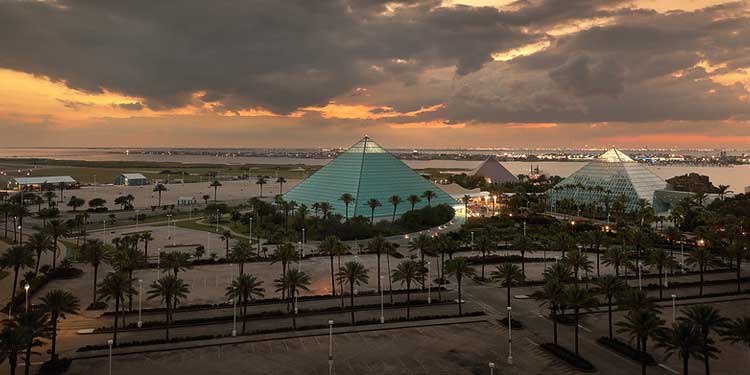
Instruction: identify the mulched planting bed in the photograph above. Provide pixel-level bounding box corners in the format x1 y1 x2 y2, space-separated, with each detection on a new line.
540 343 596 372
597 337 656 365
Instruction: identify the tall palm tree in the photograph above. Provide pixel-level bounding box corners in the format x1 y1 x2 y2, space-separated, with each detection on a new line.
656 321 708 375
319 201 332 219
97 272 134 346
140 231 153 261
276 176 287 194
725 241 749 293
230 240 255 275
407 194 421 211
0 326 27 375
1 202 12 239
645 248 675 300
686 246 716 297
602 246 631 277
512 234 533 277
389 195 402 221
445 258 475 316
319 236 343 296
617 310 665 375
408 233 432 289
367 198 381 224
210 180 222 202
336 261 369 324
220 230 232 257
563 285 598 356
255 176 268 197
226 274 264 334
339 193 354 220
44 220 69 270
0 245 35 306
723 316 750 351
366 236 388 293
271 242 298 299
531 276 565 345
12 309 49 375
562 250 594 283
159 251 191 277
147 275 190 341
461 195 471 222
421 190 436 206
679 304 728 375
274 269 311 330
594 275 626 340
43 191 56 208
490 263 525 309
111 244 144 313
475 235 494 280
39 290 79 360
153 183 167 207
392 259 421 319
311 202 321 218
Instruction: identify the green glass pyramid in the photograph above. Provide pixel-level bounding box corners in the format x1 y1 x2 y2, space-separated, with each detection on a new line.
284 136 456 218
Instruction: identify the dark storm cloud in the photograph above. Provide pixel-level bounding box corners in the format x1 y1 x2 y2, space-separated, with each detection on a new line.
114 102 144 111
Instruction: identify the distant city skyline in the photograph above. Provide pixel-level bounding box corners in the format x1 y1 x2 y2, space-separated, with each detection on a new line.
1 0 748 148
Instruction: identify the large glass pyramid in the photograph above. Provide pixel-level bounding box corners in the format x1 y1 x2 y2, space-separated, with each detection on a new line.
547 148 668 213
284 136 456 218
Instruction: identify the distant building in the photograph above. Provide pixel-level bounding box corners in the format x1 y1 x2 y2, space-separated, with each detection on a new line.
472 156 518 184
13 176 78 191
177 196 196 206
666 173 718 194
115 173 149 186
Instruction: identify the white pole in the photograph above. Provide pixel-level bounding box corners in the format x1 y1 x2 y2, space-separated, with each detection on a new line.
138 279 143 328
156 249 161 279
24 283 30 311
108 339 113 375
328 320 334 375
638 262 642 290
215 209 219 232
103 220 107 244
507 306 513 364
680 243 686 274
380 275 385 324
231 298 237 337
489 362 495 375
671 294 677 323
427 262 431 304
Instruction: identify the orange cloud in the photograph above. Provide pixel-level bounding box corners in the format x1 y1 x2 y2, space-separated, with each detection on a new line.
505 123 558 129
302 102 445 120
388 120 466 129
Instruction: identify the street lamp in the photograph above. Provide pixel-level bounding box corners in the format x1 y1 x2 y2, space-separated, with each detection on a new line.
427 262 432 304
680 242 686 274
24 283 30 311
215 209 220 232
507 306 513 364
328 320 334 375
671 294 677 323
103 220 107 243
137 279 143 328
231 298 237 337
637 261 642 290
379 275 385 324
489 362 496 375
107 339 114 375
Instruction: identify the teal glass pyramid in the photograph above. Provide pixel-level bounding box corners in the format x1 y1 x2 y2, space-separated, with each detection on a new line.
284 136 456 218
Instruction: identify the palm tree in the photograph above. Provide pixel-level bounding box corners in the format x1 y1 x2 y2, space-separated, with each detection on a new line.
140 231 153 261
512 234 533 277
367 198 381 224
26 233 51 276
655 321 708 375
319 236 343 296
0 245 35 307
0 326 27 375
617 310 665 375
153 183 167 207
602 246 631 277
645 248 675 300
563 285 598 356
679 304 728 375
111 243 144 312
391 259 421 319
147 275 190 341
339 193 354 220
274 269 311 330
531 276 565 345
78 239 109 307
562 250 594 283
39 290 79 360
311 202 321 218
421 190 436 206
1 202 12 239
723 316 750 351
256 176 268 197
276 176 287 194
490 263 525 309
461 195 471 222
12 309 49 375
230 240 255 275
44 219 69 270
389 195 402 221
159 251 191 277
445 258 475 316
407 194 421 211
725 241 749 293
475 234 494 280
226 274 264 334
594 275 626 340
97 272 134 346
271 242 298 298
408 233 432 289
210 180 222 202
221 230 233 257
336 261 369 324
686 246 716 297
366 236 388 293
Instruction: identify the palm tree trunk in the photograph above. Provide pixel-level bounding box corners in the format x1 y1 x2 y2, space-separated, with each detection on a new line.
281 263 287 300
641 336 648 375
92 265 99 305
242 299 247 334
329 255 336 296
406 281 411 319
113 297 120 346
338 255 344 309
376 253 381 293
51 317 58 359
737 256 742 294
34 251 41 276
52 235 58 270
552 305 558 345
574 307 580 356
458 278 463 316
506 284 511 309
683 356 689 375
387 253 394 305
9 355 17 375
607 296 613 340
658 266 663 300
11 268 19 304
24 346 31 375
700 267 705 296
291 289 297 330
350 283 355 325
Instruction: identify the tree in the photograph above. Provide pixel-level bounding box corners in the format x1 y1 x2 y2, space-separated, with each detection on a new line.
461 194 471 222
43 191 57 209
39 290 79 360
563 285 598 356
594 275 626 340
724 241 749 293
97 272 134 346
723 316 750 351
617 310 665 375
153 183 168 207
1 202 11 239
202 194 210 205
656 321 709 375
230 240 255 275
111 242 144 312
45 219 69 270
0 326 27 375
602 246 631 277
66 196 85 212
686 246 716 297
512 234 533 277
209 180 222 202
339 193 354 220
88 198 106 209
78 239 110 306
274 269 311 330
645 248 675 300
319 201 332 219
421 190 436 206
490 263 525 309
679 304 728 375
366 236 388 293
0 245 35 307
475 234 494 280
319 236 344 296
159 251 191 277
408 233 432 289
562 250 593 283
444 258 475 316
391 259 421 319
276 176 287 194
531 276 565 345
26 232 52 276
12 309 49 375
407 194 421 211
270 243 298 299
141 231 153 261
226 274 264 334
389 195 402 221
221 230 233 257
147 275 190 341
336 261 369 324
256 176 268 197
367 198 381 224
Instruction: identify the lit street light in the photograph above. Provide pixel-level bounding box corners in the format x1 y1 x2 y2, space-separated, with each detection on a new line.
507 306 513 365
380 275 385 324
637 261 643 290
671 294 677 322
489 362 496 375
108 339 114 375
24 283 30 311
231 298 237 337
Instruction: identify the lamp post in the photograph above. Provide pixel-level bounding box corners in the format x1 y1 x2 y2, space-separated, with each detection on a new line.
680 243 686 274
156 248 161 278
103 220 107 244
379 275 385 324
489 362 496 375
215 209 219 232
507 306 513 364
328 320 334 375
671 294 677 323
137 279 143 328
108 339 113 375
427 262 432 304
24 283 30 311
231 298 237 337
638 261 642 290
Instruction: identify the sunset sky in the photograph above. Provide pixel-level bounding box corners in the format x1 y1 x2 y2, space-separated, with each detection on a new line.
0 0 748 149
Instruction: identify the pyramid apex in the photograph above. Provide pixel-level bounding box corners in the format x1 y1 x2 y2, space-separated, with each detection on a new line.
598 148 634 163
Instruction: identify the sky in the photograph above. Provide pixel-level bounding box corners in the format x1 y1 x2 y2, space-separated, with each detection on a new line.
0 0 748 149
